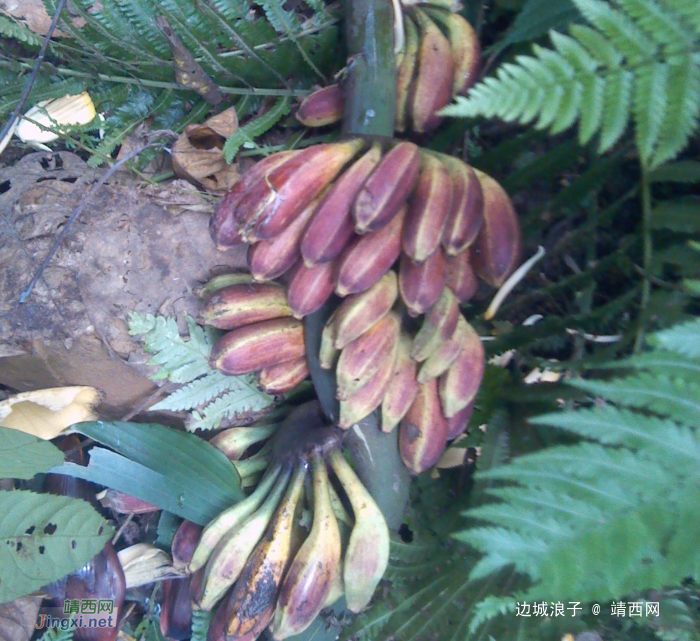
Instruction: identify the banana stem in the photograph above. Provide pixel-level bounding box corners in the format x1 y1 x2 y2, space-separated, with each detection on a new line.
341 0 397 138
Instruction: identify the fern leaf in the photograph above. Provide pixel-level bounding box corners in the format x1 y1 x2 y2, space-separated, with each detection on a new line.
150 371 235 412
572 373 700 427
223 97 292 162
128 313 211 383
652 52 700 166
570 23 623 65
615 0 695 48
443 1 700 167
599 67 633 151
662 0 700 34
458 527 546 580
111 0 171 57
254 0 326 79
633 60 669 164
486 486 606 523
610 350 700 382
0 15 43 47
38 629 74 641
652 317 700 357
573 0 656 63
468 596 518 634
189 387 274 431
652 198 700 233
531 405 700 460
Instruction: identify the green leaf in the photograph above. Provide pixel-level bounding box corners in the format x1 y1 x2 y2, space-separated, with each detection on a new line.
651 318 700 358
493 0 581 55
128 313 274 431
128 314 213 384
188 389 274 432
0 490 113 603
441 1 700 165
38 628 74 641
52 448 220 526
223 97 291 162
0 428 64 480
0 15 42 47
49 421 243 524
572 373 700 427
651 198 700 233
632 60 668 165
80 421 242 503
150 371 237 412
650 160 700 183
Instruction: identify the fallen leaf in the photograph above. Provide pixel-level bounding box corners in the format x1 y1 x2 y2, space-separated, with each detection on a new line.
0 596 42 641
171 106 240 192
118 544 183 589
435 446 468 469
0 0 87 36
0 386 101 440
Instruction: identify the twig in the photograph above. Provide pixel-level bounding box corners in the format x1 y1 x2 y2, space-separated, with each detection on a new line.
634 166 653 352
484 246 546 320
112 512 135 546
1 61 312 97
120 383 177 422
19 143 160 304
0 0 67 146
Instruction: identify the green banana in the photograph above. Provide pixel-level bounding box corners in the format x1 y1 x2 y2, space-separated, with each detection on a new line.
328 449 390 613
197 465 292 611
272 456 341 638
187 465 281 574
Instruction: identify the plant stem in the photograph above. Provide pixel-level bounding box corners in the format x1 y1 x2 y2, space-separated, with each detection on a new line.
1 61 312 98
634 165 653 352
341 0 396 137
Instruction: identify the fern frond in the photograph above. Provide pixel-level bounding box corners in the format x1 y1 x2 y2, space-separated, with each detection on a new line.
128 313 213 383
531 405 700 460
572 372 700 426
456 319 700 633
468 595 518 634
0 15 43 47
150 371 235 412
442 0 700 168
652 317 700 357
38 629 74 641
128 313 274 431
223 97 291 162
188 386 274 431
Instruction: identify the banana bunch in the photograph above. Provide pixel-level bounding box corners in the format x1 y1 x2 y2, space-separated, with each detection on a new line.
197 273 310 395
296 2 480 132
320 280 484 473
170 411 389 641
211 139 521 301
208 138 520 472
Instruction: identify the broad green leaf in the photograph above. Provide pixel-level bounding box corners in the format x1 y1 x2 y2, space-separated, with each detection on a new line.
0 490 113 603
0 428 63 480
61 421 243 522
52 448 228 526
